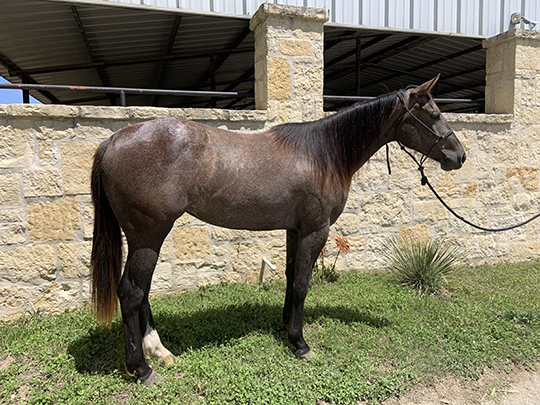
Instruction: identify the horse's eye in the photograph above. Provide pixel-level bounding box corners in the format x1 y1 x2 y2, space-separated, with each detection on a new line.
430 112 440 120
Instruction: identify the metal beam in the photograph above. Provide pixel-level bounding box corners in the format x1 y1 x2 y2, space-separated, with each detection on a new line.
221 66 255 108
325 34 391 70
361 43 484 91
223 68 254 92
442 64 485 81
327 36 438 87
364 36 435 65
325 35 454 87
70 6 98 70
351 62 484 97
325 34 410 84
70 5 113 104
324 30 359 50
355 37 361 95
9 46 254 77
0 51 19 75
201 25 252 108
152 14 183 105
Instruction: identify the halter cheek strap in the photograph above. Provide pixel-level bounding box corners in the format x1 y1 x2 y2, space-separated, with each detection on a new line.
392 92 454 177
397 92 453 133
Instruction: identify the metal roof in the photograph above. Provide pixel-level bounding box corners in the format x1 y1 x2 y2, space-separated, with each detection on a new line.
51 0 540 38
1 0 533 112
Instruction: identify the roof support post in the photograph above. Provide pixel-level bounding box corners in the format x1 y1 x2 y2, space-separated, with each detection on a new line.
22 74 30 104
209 54 216 108
250 3 328 123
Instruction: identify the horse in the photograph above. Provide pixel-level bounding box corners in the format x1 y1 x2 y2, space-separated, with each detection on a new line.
90 75 466 385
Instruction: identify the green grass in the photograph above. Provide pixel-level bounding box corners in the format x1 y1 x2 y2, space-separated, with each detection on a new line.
1 261 540 404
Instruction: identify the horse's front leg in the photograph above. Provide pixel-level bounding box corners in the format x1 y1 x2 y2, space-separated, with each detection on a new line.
283 229 298 327
286 226 329 358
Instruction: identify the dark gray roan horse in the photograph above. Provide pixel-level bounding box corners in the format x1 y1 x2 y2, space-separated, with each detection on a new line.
91 76 466 384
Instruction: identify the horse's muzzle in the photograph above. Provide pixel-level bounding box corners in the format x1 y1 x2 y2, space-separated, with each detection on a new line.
441 149 466 171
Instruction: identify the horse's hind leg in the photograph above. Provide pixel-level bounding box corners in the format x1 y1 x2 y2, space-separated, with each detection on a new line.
140 298 175 366
118 225 174 385
118 247 160 384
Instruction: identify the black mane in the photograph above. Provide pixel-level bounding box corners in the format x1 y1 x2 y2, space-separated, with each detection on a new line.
271 90 400 189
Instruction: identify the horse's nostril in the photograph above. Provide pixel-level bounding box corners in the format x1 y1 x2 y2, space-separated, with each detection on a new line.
461 153 467 164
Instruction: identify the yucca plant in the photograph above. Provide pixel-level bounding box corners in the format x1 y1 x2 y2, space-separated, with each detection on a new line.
384 236 460 295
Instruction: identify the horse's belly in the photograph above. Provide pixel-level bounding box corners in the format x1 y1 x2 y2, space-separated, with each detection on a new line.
187 196 297 231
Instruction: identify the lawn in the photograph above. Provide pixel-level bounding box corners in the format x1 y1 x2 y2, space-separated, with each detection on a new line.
1 261 540 404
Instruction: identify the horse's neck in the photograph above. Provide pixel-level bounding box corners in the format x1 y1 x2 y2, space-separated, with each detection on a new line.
326 99 400 174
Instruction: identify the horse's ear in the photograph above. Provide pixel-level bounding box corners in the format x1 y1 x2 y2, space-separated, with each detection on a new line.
411 74 440 97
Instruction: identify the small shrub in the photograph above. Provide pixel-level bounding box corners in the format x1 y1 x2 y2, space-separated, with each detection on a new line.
312 236 350 284
384 236 459 295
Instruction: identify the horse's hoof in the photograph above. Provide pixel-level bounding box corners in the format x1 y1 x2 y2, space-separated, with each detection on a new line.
140 370 165 386
159 355 176 367
294 348 315 359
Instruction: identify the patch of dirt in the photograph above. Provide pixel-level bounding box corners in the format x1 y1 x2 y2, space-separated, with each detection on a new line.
0 354 15 372
0 354 50 404
381 364 540 405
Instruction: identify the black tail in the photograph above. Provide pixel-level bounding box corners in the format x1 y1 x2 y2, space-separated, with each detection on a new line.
90 139 123 326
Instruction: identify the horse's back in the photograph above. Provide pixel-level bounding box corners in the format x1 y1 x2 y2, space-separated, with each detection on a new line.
100 118 284 223
99 117 341 233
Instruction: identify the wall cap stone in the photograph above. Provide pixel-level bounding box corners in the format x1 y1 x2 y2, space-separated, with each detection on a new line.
0 104 268 123
324 110 513 125
3 103 511 126
250 3 329 31
7 104 80 118
483 29 540 48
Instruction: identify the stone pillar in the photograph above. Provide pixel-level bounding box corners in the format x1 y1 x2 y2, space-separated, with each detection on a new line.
250 3 328 123
484 29 540 124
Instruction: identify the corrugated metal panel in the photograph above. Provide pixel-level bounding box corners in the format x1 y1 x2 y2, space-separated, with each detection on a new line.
459 1 478 35
386 0 409 30
61 0 540 38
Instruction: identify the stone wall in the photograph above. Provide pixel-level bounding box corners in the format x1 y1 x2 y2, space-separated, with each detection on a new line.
1 5 539 321
0 104 535 322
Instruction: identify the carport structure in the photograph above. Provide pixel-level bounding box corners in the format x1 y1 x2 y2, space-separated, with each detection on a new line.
0 0 538 112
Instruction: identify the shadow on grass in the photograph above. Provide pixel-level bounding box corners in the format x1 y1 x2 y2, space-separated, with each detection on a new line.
68 302 390 375
67 321 126 375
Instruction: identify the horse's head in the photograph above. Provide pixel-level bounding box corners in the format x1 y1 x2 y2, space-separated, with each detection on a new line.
395 75 466 171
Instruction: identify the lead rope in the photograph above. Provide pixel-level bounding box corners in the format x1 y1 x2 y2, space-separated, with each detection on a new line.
393 141 540 232
391 92 540 232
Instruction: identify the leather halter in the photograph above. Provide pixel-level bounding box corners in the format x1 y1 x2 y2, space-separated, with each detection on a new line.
395 91 453 168
386 92 453 179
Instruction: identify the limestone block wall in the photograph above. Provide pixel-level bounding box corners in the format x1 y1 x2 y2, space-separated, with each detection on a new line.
250 3 328 123
1 104 539 321
351 112 539 271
